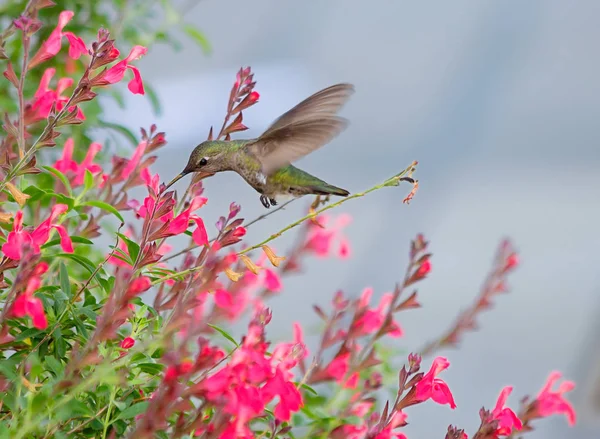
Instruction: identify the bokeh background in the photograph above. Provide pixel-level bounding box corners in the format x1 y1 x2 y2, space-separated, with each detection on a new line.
99 1 600 437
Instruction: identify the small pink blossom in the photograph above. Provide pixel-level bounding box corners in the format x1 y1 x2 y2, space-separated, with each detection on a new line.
54 138 104 186
120 337 135 349
304 213 352 259
415 357 456 409
534 371 576 426
2 205 73 260
29 11 87 68
29 68 85 122
353 288 403 337
491 386 522 435
95 45 148 95
11 262 50 329
326 352 359 389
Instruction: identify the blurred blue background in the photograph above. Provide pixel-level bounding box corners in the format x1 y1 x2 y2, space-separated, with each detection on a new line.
101 1 600 437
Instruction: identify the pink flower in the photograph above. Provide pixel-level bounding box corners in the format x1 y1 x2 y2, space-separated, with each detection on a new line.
2 205 73 260
304 213 352 259
415 259 431 278
29 68 85 122
263 269 282 292
95 45 147 95
167 196 207 236
2 211 33 260
326 352 359 389
120 337 135 349
127 277 152 297
30 204 74 252
415 357 456 409
353 288 403 337
11 262 49 329
54 138 104 186
534 371 576 426
261 368 303 421
119 140 147 181
214 289 248 320
29 11 87 68
192 218 208 246
374 411 408 439
240 253 283 294
350 401 373 417
491 386 522 435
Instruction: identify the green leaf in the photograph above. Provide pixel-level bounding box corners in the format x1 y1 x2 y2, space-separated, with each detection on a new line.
136 362 164 375
41 235 93 249
13 327 44 342
299 383 318 395
207 323 239 348
42 192 75 210
116 401 149 420
144 83 162 117
53 327 67 358
98 120 139 147
56 399 93 420
42 166 73 197
59 262 71 297
183 24 212 55
81 200 124 223
72 313 89 339
23 186 48 202
83 169 94 192
108 88 126 110
56 253 96 274
44 355 64 377
117 233 140 263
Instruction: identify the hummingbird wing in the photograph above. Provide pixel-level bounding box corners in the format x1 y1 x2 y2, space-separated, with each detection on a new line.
245 83 354 175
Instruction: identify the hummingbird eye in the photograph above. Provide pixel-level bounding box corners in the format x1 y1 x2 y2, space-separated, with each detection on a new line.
199 157 208 166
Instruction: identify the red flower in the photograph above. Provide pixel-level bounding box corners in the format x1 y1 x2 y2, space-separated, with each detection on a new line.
2 205 73 260
490 386 522 435
326 352 359 389
304 213 352 259
261 368 303 421
533 371 576 426
120 337 135 349
54 138 104 186
214 289 248 321
192 217 208 246
94 45 147 95
119 140 147 181
415 259 431 277
11 262 49 329
353 288 403 337
2 212 33 260
29 11 87 68
167 196 208 236
415 357 456 409
28 68 85 122
126 277 152 297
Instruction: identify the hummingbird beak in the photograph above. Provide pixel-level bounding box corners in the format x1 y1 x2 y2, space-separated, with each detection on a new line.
164 172 187 190
163 170 215 191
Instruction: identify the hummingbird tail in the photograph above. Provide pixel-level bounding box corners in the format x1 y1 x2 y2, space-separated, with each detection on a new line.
310 184 350 197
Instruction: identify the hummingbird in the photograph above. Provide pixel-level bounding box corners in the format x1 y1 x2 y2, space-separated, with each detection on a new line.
164 83 354 208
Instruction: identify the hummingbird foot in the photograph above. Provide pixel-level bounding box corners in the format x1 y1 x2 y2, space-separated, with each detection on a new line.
260 195 271 208
269 198 277 206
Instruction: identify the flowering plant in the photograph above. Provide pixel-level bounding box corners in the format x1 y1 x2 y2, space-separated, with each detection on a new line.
0 2 576 438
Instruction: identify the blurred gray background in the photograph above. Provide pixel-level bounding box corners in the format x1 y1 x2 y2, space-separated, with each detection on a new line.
101 1 600 437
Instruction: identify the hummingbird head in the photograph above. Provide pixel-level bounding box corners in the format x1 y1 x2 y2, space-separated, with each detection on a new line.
164 141 230 189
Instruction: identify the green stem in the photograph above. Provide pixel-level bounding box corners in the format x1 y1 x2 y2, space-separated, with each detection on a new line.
239 164 417 255
101 387 117 439
151 162 417 287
